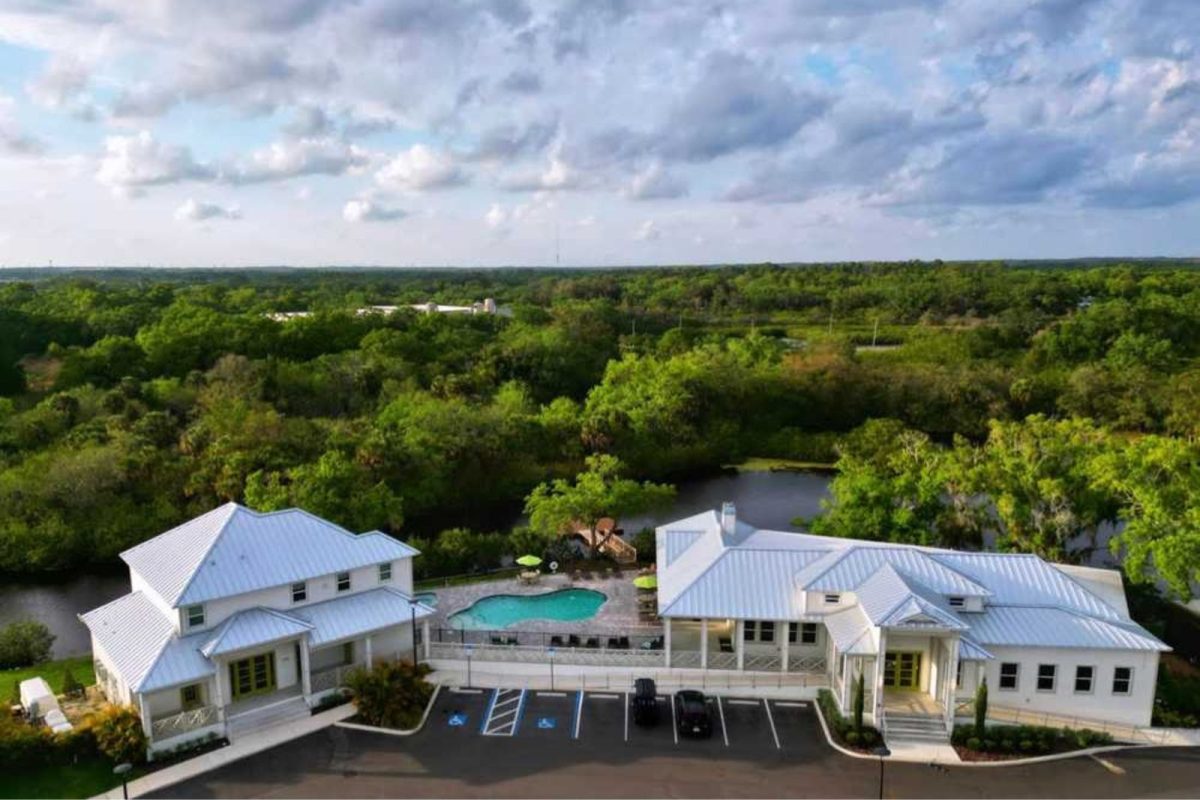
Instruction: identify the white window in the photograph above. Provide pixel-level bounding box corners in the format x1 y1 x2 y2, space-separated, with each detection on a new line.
378 562 392 582
788 622 818 645
744 620 780 643
999 662 1019 690
759 621 775 643
291 581 307 603
948 596 965 608
336 571 351 592
1074 665 1094 694
185 604 205 629
1112 667 1133 695
1037 663 1057 692
955 659 963 689
824 593 841 605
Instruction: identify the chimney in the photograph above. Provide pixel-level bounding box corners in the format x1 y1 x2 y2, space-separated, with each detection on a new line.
720 502 737 536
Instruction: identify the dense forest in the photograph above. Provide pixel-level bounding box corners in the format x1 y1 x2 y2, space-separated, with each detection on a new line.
1 262 1198 599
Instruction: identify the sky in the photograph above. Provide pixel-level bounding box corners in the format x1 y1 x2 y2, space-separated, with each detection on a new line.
0 0 1197 267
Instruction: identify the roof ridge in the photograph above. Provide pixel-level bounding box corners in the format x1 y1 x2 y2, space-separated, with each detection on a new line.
659 547 734 616
171 503 244 607
78 589 148 622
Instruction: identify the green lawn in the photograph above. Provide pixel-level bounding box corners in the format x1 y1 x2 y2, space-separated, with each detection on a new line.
0 758 141 800
0 655 93 705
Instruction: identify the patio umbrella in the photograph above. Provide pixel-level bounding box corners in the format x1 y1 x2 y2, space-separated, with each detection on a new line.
516 554 543 567
633 574 658 590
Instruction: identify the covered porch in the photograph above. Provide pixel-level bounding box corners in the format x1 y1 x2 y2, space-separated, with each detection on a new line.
664 617 828 674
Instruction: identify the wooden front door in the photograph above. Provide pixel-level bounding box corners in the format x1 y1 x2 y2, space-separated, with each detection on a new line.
229 653 276 700
883 651 921 689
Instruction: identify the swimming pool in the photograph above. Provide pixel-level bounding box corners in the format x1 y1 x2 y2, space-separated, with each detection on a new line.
448 588 606 630
414 591 438 609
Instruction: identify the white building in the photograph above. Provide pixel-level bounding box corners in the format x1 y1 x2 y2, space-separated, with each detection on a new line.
655 503 1167 738
81 503 433 755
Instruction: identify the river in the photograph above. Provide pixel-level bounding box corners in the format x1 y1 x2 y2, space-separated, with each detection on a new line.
0 469 832 658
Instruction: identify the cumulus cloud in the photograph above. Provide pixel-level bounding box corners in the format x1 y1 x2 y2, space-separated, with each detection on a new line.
226 137 371 184
625 162 687 200
0 95 44 156
343 198 408 222
26 56 95 119
95 131 214 195
174 198 241 222
375 144 467 190
634 219 660 241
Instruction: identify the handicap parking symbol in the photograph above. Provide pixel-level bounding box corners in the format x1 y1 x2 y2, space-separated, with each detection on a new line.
537 717 556 729
448 712 468 727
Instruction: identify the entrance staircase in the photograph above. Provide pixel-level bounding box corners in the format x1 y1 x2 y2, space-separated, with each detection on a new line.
573 521 638 564
227 695 310 741
882 709 950 744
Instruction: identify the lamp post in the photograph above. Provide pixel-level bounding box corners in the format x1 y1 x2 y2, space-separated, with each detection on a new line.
872 745 890 800
113 762 133 800
410 605 418 665
464 644 474 689
548 647 556 691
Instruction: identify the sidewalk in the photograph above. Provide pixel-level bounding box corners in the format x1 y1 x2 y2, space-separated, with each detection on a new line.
92 703 356 799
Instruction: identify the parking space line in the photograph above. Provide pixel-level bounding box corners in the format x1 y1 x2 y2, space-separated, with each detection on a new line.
538 691 568 697
763 699 781 750
480 689 498 734
776 701 807 708
726 699 759 705
482 688 526 736
671 694 678 745
716 696 729 747
572 691 584 739
623 692 629 742
450 688 483 694
590 693 620 699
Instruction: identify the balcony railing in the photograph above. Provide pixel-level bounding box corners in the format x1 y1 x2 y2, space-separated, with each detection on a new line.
310 662 363 694
151 705 219 741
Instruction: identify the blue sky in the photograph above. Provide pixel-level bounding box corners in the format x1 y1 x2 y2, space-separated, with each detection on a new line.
0 0 1197 267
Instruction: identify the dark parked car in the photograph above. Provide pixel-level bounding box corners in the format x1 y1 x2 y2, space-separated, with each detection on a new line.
673 690 713 738
632 678 659 727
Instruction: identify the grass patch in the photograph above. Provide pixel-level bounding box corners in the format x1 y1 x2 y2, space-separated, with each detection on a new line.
0 656 92 705
725 457 835 472
0 757 143 799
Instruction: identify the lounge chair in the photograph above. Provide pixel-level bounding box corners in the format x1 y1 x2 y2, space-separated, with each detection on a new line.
550 635 564 647
719 638 733 653
491 636 503 645
607 637 621 649
618 636 630 649
585 637 600 649
648 637 664 650
568 634 582 648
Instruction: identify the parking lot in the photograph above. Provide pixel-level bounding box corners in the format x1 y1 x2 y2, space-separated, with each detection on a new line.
428 685 824 760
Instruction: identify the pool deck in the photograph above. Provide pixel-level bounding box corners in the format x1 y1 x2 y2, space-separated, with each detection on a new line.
421 572 659 635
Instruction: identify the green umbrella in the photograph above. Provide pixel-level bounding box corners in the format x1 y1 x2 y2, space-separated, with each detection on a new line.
633 574 658 590
516 554 543 567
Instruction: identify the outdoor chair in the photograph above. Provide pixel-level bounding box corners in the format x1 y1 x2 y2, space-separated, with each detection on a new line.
491 636 503 645
585 637 600 648
568 634 582 647
607 637 621 649
550 635 564 647
648 636 664 650
719 638 733 653
618 636 630 649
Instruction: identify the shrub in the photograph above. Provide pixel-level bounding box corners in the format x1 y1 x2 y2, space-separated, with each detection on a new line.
967 736 981 750
845 730 860 746
346 660 434 729
852 672 864 733
88 705 147 765
0 620 55 669
1000 738 1014 753
861 729 878 746
60 668 85 698
982 738 995 751
1019 739 1033 752
816 689 882 751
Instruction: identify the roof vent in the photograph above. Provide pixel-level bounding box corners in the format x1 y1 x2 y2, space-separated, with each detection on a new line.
720 502 737 536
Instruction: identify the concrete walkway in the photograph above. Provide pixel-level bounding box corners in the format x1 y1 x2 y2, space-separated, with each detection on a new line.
92 703 356 799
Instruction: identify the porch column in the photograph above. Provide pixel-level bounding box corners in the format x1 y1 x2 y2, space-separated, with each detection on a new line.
779 620 789 673
663 618 672 668
873 629 888 723
735 620 745 671
212 659 226 720
138 694 153 742
700 618 709 670
944 637 960 733
365 636 373 668
423 620 431 661
299 639 312 698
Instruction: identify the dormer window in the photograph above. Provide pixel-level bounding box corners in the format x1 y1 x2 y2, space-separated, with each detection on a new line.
185 604 205 629
336 571 351 592
291 582 307 603
378 562 392 582
824 593 841 605
948 596 965 608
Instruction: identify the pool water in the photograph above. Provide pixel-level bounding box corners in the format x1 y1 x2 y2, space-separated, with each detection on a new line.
414 591 438 608
448 588 607 630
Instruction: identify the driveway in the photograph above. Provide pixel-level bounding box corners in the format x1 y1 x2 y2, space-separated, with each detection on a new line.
153 689 1200 799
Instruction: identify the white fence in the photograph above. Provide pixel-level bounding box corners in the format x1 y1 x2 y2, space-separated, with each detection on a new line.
434 667 828 694
151 705 219 741
953 699 1185 746
311 662 363 694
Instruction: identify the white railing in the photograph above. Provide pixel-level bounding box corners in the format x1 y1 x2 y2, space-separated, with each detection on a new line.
310 662 362 694
431 642 667 669
436 668 829 694
706 651 738 670
953 699 1183 746
151 705 219 741
788 655 827 673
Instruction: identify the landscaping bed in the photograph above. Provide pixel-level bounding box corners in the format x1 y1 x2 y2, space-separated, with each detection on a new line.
816 689 883 753
950 724 1115 762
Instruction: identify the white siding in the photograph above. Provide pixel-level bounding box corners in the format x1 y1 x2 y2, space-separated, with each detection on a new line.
129 569 180 634
981 646 1159 727
92 635 132 705
142 679 213 720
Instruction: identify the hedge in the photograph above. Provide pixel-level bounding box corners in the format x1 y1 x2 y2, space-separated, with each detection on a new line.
951 723 1113 756
817 688 882 750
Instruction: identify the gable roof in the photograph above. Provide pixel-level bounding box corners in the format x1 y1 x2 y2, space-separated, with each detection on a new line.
855 564 967 631
200 607 313 658
289 586 435 648
80 592 178 692
659 548 827 619
122 503 419 607
802 547 990 597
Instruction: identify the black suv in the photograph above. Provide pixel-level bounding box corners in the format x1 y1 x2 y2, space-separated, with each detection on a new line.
632 678 659 727
673 690 713 738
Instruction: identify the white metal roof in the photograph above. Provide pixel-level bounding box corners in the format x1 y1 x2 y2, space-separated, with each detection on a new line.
122 503 419 607
959 637 994 660
290 587 435 648
803 547 990 597
965 606 1168 651
659 548 827 619
823 605 876 655
932 553 1124 621
663 530 705 566
200 608 313 658
855 565 967 631
80 592 177 692
140 633 216 693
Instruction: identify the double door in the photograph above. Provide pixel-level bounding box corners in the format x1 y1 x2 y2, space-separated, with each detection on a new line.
883 651 921 689
229 652 276 700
